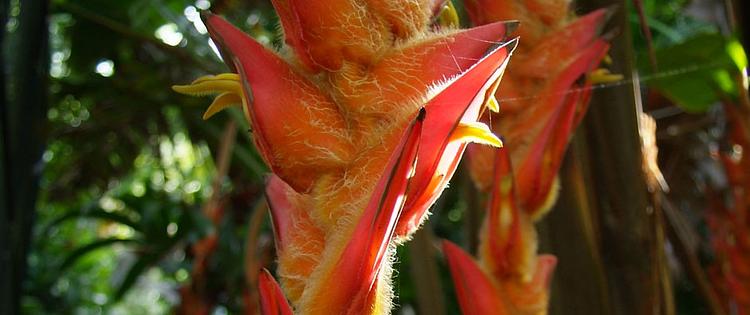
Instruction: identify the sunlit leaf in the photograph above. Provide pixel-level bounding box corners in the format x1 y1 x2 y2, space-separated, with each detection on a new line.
639 33 748 112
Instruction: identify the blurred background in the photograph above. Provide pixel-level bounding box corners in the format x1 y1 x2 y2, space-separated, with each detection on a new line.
1 0 748 314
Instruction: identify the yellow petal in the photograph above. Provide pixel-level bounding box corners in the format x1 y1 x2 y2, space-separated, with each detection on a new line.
203 92 242 120
172 73 241 96
484 78 502 112
588 68 623 84
172 80 241 96
486 95 500 113
452 122 503 147
192 73 239 84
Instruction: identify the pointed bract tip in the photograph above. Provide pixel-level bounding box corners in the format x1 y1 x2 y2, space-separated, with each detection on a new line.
258 269 293 315
199 10 215 25
264 174 297 251
442 239 458 254
200 13 242 72
442 240 505 315
263 173 276 186
535 255 558 290
417 107 427 121
441 240 464 263
504 20 520 36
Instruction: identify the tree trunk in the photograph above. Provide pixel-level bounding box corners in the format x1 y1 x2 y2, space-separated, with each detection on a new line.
1 0 49 314
538 144 611 315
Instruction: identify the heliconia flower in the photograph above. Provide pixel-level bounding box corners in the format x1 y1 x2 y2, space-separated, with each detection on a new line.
464 2 622 219
173 2 518 313
444 146 557 315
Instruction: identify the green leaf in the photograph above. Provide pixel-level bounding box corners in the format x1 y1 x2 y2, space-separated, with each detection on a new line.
639 33 748 112
60 238 139 271
726 37 748 71
44 206 141 233
113 251 162 301
113 215 188 301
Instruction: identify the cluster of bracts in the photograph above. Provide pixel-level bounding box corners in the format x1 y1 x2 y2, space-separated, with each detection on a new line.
174 0 615 314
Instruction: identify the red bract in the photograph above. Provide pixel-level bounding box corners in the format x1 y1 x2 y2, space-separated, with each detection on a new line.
445 147 557 315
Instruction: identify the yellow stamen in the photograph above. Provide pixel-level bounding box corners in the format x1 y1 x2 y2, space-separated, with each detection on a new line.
203 92 243 120
588 68 623 84
438 1 459 28
452 122 503 147
172 73 245 119
603 54 613 65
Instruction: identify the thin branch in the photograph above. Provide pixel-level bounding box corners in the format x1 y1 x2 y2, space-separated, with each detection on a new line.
632 0 658 71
